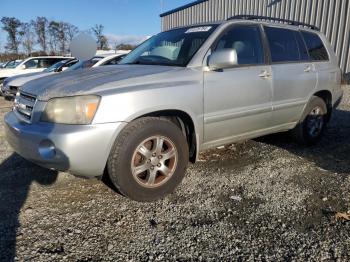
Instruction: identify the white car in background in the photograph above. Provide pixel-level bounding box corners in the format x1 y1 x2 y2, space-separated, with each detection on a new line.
1 53 131 98
1 58 77 98
0 59 23 69
0 56 68 84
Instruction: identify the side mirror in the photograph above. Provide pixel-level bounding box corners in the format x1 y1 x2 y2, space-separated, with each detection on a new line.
208 49 238 70
19 64 26 70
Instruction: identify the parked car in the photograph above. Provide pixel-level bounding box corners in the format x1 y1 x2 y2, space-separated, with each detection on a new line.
0 59 23 69
4 18 343 201
1 55 117 98
1 58 77 98
92 53 129 67
65 56 104 71
0 56 68 85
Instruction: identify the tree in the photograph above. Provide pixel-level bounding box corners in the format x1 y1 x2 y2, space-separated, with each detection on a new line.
57 22 68 55
32 17 48 53
1 17 22 53
64 23 79 41
48 20 60 54
19 22 35 55
99 35 109 50
91 24 109 50
116 43 136 51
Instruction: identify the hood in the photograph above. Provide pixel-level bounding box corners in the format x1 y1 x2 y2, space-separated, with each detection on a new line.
21 65 183 100
0 68 17 78
6 72 53 87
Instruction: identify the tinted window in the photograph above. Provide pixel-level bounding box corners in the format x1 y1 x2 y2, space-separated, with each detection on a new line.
214 25 264 65
301 31 329 61
39 58 63 68
43 60 69 72
265 27 305 62
294 31 309 61
24 59 39 68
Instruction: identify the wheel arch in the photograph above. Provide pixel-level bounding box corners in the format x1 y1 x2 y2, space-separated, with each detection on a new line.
135 109 198 163
313 90 332 122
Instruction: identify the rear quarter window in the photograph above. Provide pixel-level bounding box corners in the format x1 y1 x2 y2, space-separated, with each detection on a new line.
301 31 329 61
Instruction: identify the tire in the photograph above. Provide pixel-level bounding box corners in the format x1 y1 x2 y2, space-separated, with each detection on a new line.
291 96 328 146
107 117 189 202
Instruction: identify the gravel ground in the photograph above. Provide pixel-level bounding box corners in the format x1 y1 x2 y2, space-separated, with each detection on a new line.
0 88 349 261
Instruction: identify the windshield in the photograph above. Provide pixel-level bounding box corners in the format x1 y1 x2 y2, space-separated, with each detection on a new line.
5 60 21 69
43 60 69 72
120 25 218 67
66 57 102 71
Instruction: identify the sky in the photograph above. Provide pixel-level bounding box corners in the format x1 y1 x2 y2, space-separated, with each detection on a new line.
0 0 193 51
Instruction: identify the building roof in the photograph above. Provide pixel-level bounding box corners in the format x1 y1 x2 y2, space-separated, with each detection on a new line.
159 0 208 17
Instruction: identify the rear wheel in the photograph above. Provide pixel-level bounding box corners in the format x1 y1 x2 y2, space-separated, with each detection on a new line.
291 96 327 145
107 117 189 202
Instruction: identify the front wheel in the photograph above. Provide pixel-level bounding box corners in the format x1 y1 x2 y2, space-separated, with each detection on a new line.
107 117 189 202
291 96 328 146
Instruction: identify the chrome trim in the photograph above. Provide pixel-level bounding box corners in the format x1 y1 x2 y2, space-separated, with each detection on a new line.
13 91 37 123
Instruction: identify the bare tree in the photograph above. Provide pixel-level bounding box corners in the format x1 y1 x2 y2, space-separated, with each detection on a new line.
64 23 79 41
91 24 109 50
32 17 48 53
1 17 22 53
48 21 60 54
57 22 68 55
19 22 35 55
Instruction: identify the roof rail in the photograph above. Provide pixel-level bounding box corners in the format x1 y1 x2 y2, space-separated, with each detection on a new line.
227 15 319 31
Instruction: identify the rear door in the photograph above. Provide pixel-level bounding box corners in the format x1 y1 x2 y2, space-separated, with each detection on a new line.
23 59 43 73
203 24 273 146
264 26 317 126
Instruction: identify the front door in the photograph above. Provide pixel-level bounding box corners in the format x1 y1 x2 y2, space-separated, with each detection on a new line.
203 24 273 147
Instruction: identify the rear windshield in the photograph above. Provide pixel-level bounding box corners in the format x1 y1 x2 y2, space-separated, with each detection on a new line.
120 25 218 67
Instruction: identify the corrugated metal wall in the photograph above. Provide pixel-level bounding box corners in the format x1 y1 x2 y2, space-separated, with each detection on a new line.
161 0 350 73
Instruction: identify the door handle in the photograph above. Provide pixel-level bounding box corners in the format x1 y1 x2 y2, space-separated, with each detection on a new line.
304 65 312 72
259 70 271 79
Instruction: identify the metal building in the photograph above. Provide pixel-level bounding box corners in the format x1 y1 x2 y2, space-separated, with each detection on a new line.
160 0 350 74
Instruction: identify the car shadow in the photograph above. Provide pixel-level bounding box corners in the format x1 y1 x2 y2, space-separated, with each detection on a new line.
0 153 58 262
257 108 350 174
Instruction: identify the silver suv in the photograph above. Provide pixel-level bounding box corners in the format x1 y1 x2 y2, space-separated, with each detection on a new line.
4 18 343 201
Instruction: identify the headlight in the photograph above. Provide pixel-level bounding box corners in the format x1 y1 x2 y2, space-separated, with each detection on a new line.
41 95 100 124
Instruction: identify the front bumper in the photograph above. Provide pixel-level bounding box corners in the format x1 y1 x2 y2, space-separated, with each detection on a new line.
0 83 4 96
4 111 126 177
1 84 16 98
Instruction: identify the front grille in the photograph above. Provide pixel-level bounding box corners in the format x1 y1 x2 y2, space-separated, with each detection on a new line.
14 91 37 122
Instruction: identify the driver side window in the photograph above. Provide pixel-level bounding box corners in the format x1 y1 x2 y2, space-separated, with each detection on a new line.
214 25 265 66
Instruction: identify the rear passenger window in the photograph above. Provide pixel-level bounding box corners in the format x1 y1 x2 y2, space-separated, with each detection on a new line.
214 25 264 65
24 59 39 69
42 58 63 68
294 31 309 61
301 31 329 61
265 27 304 63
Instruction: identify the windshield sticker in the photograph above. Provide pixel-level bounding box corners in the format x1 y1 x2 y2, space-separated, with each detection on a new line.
185 26 212 33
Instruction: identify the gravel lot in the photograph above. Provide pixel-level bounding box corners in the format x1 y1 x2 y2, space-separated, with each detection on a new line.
0 88 349 261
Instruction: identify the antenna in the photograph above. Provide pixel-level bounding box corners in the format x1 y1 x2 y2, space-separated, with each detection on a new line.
160 0 164 12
